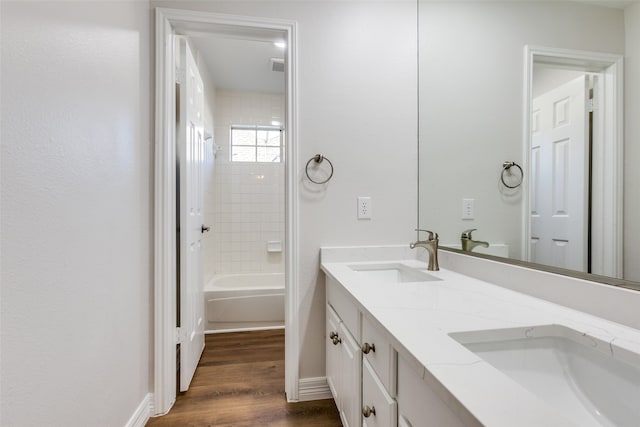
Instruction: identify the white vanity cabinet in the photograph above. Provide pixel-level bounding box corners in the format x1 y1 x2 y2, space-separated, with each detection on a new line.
326 275 474 427
326 278 362 427
321 248 640 427
326 277 398 427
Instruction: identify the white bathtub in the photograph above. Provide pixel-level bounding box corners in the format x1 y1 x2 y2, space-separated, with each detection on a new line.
204 273 285 333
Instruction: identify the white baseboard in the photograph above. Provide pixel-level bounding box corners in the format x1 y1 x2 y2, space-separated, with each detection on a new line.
205 325 285 334
297 377 332 402
125 393 153 427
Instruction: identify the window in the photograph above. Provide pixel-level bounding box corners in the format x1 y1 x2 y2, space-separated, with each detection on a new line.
230 125 283 162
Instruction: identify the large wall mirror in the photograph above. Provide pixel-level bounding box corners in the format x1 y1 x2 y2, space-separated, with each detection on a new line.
418 0 640 289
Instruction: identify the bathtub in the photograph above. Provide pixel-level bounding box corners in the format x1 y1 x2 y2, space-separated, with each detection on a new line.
204 273 285 333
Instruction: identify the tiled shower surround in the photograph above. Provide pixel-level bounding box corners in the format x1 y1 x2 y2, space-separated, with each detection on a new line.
209 89 285 276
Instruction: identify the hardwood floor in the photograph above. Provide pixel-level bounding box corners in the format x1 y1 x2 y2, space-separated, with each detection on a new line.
146 330 342 427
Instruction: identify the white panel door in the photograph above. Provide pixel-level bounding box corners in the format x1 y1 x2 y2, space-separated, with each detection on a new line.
530 75 588 271
177 38 205 391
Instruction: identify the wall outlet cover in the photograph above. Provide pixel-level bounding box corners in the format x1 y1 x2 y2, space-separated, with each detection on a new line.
462 198 474 220
358 197 372 219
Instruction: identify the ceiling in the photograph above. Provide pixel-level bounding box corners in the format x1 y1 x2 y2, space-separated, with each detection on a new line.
189 35 285 94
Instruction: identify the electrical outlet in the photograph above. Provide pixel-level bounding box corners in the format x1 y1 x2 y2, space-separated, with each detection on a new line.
358 197 372 219
462 198 474 220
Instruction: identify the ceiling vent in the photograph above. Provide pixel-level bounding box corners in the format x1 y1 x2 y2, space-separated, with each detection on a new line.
270 58 285 72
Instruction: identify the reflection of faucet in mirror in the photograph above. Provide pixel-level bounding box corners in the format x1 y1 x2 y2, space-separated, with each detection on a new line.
461 229 489 253
410 229 439 271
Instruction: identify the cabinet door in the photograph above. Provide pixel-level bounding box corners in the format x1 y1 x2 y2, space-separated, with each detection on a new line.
326 305 342 403
362 359 397 427
397 354 468 427
340 321 362 427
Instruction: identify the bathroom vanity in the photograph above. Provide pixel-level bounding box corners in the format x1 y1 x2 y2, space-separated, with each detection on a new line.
321 246 640 427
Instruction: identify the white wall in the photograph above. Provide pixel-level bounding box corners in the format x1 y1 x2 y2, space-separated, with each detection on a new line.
211 90 286 277
1 1 152 426
625 2 640 280
418 1 625 260
152 0 418 380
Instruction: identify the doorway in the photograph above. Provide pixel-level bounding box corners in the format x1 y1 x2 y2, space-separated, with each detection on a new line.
186 35 287 334
523 46 623 278
154 9 299 415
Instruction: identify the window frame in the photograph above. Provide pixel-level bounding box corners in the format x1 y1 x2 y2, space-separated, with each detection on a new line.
230 124 284 163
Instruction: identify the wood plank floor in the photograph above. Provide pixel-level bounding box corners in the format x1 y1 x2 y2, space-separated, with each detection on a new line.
146 329 342 427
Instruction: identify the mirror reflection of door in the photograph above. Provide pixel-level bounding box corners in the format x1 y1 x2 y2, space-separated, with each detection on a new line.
530 71 589 271
528 56 621 278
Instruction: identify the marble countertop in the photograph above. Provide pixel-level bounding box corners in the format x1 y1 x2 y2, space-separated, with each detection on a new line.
321 254 640 427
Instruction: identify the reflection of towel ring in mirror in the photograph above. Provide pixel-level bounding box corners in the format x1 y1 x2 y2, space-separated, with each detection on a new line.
501 161 523 189
305 154 334 184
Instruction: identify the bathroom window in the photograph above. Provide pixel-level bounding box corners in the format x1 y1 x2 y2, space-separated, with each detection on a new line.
230 125 283 163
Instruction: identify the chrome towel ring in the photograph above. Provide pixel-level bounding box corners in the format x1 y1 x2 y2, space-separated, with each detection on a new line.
501 161 523 188
305 154 334 184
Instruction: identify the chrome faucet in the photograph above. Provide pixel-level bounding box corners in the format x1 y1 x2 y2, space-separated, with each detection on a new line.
461 229 489 252
410 229 439 271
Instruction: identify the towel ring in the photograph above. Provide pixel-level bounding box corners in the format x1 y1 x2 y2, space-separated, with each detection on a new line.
501 161 523 189
305 154 334 184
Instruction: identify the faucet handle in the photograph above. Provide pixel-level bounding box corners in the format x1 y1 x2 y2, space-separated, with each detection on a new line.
461 229 477 239
415 229 438 241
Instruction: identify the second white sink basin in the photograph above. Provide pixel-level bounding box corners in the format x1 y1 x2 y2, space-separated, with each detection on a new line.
348 263 441 283
450 325 640 427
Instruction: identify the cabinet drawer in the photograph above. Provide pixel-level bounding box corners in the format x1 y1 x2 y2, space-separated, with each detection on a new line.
362 314 396 396
327 277 360 339
362 359 397 427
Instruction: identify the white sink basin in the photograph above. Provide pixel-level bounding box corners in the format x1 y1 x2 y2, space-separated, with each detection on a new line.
450 325 640 427
348 263 441 283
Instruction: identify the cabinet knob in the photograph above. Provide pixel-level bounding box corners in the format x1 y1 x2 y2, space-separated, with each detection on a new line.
332 336 342 345
329 331 337 339
362 405 376 418
361 342 376 354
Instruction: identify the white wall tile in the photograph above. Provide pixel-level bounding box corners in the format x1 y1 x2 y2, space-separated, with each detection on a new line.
209 89 285 275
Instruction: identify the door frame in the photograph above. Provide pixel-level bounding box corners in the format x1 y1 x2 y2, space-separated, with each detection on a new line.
522 45 623 276
154 8 299 415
